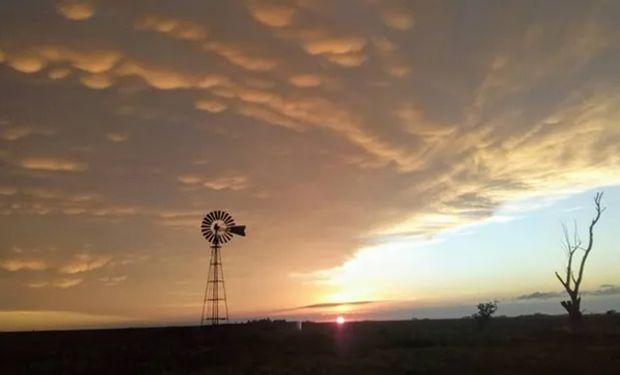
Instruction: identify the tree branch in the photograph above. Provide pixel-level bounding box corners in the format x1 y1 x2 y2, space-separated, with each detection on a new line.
574 192 604 294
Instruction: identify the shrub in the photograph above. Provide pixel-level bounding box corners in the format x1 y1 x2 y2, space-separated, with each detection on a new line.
473 301 498 330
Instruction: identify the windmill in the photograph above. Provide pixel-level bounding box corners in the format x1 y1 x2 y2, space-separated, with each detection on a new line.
200 210 246 325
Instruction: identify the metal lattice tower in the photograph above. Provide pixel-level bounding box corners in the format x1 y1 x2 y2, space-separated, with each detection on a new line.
200 210 245 326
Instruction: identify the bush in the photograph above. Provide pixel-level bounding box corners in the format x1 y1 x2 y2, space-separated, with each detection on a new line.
473 301 498 330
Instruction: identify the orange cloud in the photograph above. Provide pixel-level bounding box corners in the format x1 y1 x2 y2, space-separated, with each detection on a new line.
195 99 227 113
0 126 32 141
246 0 295 28
115 61 196 90
48 67 72 80
135 14 208 41
56 1 95 21
53 278 84 288
0 186 17 195
7 55 46 73
38 46 122 73
205 42 277 71
327 53 367 67
59 254 111 274
177 175 203 185
237 104 303 130
99 275 127 286
204 176 248 191
80 73 113 89
289 74 321 87
20 157 87 172
382 9 414 31
0 258 48 271
105 132 128 142
303 37 366 55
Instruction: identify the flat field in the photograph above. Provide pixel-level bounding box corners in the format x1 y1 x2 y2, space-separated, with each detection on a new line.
2 315 619 374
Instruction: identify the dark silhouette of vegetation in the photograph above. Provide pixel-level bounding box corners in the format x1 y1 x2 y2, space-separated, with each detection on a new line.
5 316 619 374
473 300 498 329
555 192 605 331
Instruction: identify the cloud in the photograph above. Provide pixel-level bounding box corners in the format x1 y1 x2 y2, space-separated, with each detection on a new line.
289 74 321 88
59 254 111 274
303 37 366 55
0 186 17 195
1 0 619 323
204 42 278 72
517 285 620 300
38 46 122 73
195 99 227 113
7 55 46 73
177 175 203 185
203 176 248 191
177 174 250 192
0 126 32 141
26 278 84 288
0 258 48 271
298 300 375 309
114 60 227 90
80 73 113 89
105 132 128 142
48 67 72 80
381 9 414 31
99 275 127 286
20 157 87 172
246 0 296 28
516 291 564 300
326 52 367 67
56 1 95 21
53 278 83 288
135 14 208 41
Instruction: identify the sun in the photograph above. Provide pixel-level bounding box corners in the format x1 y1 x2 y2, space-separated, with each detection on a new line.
336 316 346 325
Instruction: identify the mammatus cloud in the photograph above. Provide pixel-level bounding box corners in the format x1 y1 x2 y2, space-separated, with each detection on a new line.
0 0 619 325
245 0 296 28
135 14 208 41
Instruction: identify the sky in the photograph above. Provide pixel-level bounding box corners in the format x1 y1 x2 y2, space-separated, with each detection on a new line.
0 0 619 331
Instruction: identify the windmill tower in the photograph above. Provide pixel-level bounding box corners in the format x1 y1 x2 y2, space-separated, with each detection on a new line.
200 210 246 326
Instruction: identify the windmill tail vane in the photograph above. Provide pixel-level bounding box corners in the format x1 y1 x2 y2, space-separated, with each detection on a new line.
199 210 245 326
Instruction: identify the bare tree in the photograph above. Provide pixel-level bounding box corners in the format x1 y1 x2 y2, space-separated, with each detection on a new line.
555 192 605 330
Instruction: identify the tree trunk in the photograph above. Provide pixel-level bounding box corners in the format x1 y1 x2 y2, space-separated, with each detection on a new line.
560 296 582 332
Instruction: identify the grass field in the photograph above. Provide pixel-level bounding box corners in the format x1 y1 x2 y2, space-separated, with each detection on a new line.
2 314 619 374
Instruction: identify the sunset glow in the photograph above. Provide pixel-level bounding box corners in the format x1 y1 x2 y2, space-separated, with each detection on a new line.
0 0 619 331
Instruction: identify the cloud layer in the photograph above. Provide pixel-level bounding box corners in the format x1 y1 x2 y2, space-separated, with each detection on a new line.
0 0 619 324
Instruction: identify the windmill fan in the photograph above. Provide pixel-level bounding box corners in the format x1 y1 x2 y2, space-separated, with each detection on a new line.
201 210 246 245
